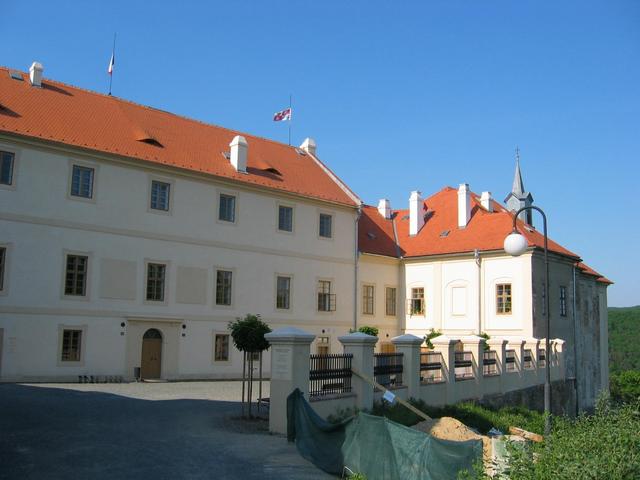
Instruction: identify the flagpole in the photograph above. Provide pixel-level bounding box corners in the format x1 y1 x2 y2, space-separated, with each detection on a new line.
288 94 292 146
108 33 116 96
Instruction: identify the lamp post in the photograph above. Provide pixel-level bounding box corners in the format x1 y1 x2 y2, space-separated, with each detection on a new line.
503 206 552 437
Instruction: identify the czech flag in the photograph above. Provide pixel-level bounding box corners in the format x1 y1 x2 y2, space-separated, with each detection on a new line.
273 107 292 122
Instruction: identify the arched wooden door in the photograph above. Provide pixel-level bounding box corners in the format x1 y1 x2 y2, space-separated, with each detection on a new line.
141 328 162 379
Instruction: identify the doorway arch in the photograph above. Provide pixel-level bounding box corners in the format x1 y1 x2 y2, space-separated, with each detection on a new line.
141 328 163 380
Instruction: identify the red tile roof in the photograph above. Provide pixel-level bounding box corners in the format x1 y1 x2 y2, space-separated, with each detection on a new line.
577 262 613 285
359 187 581 259
0 67 358 207
358 205 399 257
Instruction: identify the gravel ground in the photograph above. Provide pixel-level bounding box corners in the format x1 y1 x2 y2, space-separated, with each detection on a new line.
0 381 332 480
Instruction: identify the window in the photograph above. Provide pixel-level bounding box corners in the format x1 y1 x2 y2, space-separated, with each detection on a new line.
70 165 94 198
214 334 230 362
276 275 291 309
409 287 425 316
560 286 567 317
362 285 374 315
150 180 170 211
316 336 330 355
496 283 512 314
317 280 335 312
385 287 397 316
319 213 332 238
216 270 233 305
65 255 88 296
61 329 82 362
219 194 236 222
146 263 166 301
0 247 5 291
278 205 293 232
0 151 15 185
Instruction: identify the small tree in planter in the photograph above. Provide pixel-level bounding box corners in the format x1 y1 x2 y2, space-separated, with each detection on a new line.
424 328 442 350
228 314 271 418
350 325 379 337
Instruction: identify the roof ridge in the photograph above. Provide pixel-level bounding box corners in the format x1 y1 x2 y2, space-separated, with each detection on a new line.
0 65 300 152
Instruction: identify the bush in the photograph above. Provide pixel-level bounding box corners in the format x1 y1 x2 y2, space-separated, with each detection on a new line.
506 401 640 479
349 326 379 337
610 370 640 404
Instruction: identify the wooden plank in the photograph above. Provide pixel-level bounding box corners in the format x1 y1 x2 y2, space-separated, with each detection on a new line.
509 426 544 443
351 367 432 422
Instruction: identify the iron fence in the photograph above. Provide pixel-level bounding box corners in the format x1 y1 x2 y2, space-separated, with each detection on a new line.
523 349 534 370
374 352 404 387
483 350 499 376
309 353 353 397
454 351 474 380
505 349 517 372
420 351 444 383
537 348 546 368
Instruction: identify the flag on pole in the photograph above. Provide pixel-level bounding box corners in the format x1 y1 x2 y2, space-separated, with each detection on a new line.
273 107 292 122
107 52 115 75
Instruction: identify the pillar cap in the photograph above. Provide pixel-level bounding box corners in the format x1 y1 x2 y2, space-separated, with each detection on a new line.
487 337 509 346
459 335 487 345
391 334 423 346
338 332 378 345
264 327 315 344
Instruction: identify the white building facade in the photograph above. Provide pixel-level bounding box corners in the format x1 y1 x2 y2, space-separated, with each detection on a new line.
0 63 610 410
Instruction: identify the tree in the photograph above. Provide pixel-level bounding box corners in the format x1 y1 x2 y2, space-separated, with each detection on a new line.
228 314 272 418
350 325 379 336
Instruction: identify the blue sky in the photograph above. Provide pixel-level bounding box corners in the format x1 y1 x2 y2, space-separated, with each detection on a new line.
2 1 639 306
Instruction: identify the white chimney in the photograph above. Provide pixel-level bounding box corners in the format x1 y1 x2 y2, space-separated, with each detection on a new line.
480 191 493 212
229 135 248 173
300 137 317 155
457 183 471 228
409 191 424 235
29 62 43 87
377 199 391 219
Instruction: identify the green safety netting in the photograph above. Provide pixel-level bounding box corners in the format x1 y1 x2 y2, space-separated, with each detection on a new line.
287 389 482 479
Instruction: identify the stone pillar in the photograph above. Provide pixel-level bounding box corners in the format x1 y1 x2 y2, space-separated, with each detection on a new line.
391 334 423 400
506 338 526 391
264 327 315 435
486 337 508 395
460 335 486 400
431 335 458 404
525 337 541 387
339 332 378 411
552 339 566 381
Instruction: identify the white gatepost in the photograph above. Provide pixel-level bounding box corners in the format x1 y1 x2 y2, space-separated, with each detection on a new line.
264 327 315 435
460 335 486 400
486 337 508 396
431 335 458 404
391 334 423 400
339 332 378 411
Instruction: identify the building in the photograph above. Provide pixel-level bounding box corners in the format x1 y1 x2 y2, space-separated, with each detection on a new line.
0 62 611 410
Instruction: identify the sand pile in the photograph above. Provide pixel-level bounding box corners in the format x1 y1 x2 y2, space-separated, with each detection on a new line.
412 417 492 460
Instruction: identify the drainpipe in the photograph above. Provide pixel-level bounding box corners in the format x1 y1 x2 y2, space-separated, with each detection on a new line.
353 205 362 331
474 249 482 335
572 264 580 415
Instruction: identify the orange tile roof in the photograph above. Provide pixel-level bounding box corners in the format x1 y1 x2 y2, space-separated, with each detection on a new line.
360 187 581 260
0 67 358 207
577 262 613 285
358 205 399 257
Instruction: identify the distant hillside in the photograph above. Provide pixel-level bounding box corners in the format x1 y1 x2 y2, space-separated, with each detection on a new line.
609 306 640 374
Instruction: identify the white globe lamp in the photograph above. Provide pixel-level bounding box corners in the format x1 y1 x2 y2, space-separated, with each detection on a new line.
503 231 528 256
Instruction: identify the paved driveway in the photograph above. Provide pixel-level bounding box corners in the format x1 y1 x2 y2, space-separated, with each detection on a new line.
0 382 333 480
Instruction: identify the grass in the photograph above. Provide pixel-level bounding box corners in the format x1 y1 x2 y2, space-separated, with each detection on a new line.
371 398 545 435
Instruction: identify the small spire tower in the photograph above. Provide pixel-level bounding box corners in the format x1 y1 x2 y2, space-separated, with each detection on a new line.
504 147 534 225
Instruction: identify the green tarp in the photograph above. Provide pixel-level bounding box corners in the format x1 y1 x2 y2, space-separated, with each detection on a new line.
287 389 482 479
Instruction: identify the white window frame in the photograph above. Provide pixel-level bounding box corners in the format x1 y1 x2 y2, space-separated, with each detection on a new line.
276 202 295 234
0 243 11 296
144 259 170 305
316 277 336 313
67 159 98 203
216 189 238 225
317 210 334 240
214 267 235 308
57 324 87 367
362 283 375 315
212 332 231 363
61 250 92 301
147 175 174 215
275 273 293 311
0 146 19 190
